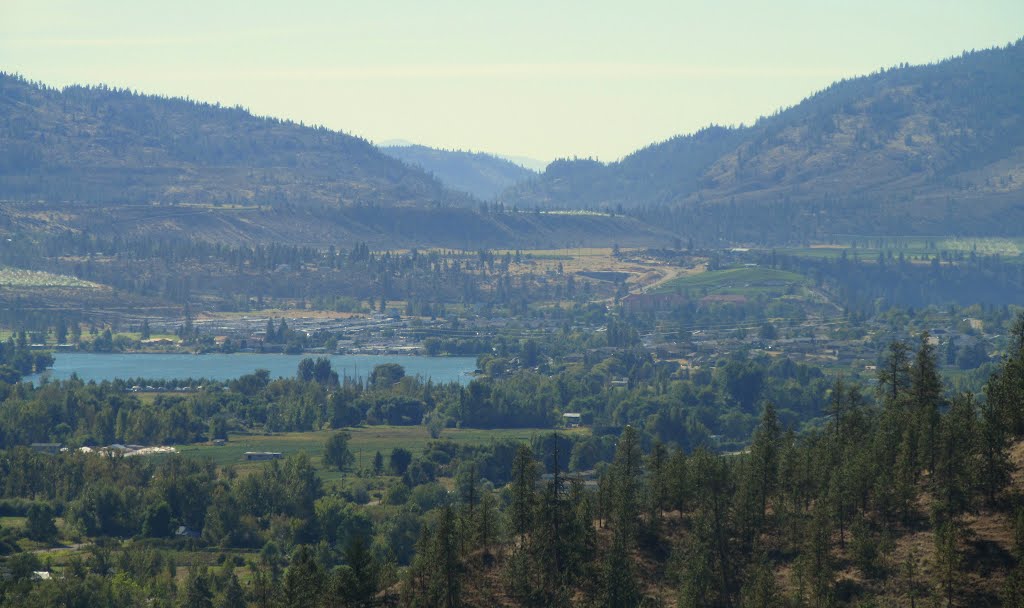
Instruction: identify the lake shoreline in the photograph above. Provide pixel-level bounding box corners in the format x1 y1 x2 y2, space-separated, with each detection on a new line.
29 352 478 386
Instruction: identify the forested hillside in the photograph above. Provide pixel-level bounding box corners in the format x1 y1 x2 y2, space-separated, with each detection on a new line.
3 320 1024 606
0 73 462 208
380 145 536 200
505 39 1024 238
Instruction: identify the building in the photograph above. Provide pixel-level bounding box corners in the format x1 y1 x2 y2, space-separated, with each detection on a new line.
244 451 283 461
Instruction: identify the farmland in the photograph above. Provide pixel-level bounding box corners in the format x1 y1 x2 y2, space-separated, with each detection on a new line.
175 425 589 480
0 267 103 289
652 266 809 296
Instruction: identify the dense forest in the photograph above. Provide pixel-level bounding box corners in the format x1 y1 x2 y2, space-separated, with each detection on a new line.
0 319 1023 606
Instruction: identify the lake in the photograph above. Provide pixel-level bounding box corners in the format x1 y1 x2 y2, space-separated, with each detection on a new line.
30 352 478 385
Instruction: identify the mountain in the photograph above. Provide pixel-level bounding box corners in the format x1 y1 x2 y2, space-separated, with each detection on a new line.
380 144 536 199
0 74 668 248
0 73 466 208
494 153 549 173
0 201 671 249
503 39 1024 238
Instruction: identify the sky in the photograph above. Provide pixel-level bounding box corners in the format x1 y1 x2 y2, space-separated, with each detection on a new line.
2 1 1022 163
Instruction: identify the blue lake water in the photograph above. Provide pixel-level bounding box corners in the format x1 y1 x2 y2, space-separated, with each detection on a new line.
31 353 478 385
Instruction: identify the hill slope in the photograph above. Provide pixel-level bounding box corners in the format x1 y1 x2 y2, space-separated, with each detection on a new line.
0 73 464 208
0 74 671 247
504 40 1024 237
380 144 536 200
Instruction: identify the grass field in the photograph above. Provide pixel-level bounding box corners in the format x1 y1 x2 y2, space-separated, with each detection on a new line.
176 425 587 478
0 267 103 289
775 237 1024 261
652 266 808 296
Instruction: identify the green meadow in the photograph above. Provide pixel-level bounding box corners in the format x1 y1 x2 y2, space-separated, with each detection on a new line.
175 425 588 479
653 266 809 296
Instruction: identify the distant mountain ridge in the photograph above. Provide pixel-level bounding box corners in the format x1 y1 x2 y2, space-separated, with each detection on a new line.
0 73 669 248
379 144 536 200
502 39 1024 237
0 73 466 208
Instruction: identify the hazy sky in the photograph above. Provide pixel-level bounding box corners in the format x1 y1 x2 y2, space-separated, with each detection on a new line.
2 1 1021 162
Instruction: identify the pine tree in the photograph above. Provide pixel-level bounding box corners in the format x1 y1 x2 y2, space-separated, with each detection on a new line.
691 448 736 605
798 502 834 608
932 393 977 519
933 519 963 606
602 532 639 608
911 333 944 473
610 425 643 547
474 491 501 557
510 444 539 539
181 565 213 608
878 340 911 405
647 441 669 525
343 536 379 605
749 403 781 529
739 551 781 608
213 571 245 608
373 451 384 476
282 545 324 608
981 360 1016 505
433 504 462 608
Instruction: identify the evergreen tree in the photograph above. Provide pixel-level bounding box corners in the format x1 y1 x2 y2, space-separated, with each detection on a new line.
749 403 781 529
878 340 911 405
933 519 963 606
282 545 324 608
474 491 501 556
510 444 539 539
181 565 213 608
373 451 384 476
739 551 781 608
932 393 977 519
610 425 643 547
910 333 944 473
214 571 246 608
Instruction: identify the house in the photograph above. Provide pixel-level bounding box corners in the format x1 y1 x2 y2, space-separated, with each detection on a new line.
562 413 582 428
244 452 283 461
29 443 63 455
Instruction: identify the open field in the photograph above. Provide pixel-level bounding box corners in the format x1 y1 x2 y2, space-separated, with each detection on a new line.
775 237 1024 261
652 266 808 296
0 267 103 289
176 425 588 477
